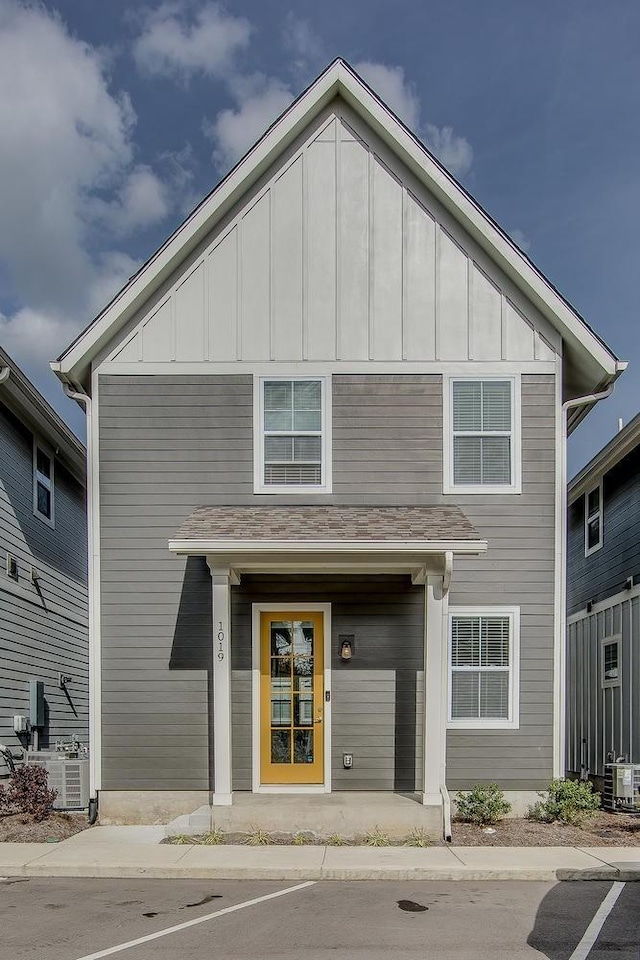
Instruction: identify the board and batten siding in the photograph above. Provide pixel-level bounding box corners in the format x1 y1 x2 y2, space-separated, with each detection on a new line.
567 596 640 777
102 102 558 372
98 372 555 793
0 402 88 752
567 446 640 616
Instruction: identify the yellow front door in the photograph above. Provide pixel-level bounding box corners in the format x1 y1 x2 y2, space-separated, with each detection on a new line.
260 611 324 784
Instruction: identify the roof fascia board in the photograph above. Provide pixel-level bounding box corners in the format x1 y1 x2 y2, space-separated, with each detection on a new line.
0 355 86 483
168 538 488 556
334 66 618 377
53 71 342 382
54 59 618 383
568 414 640 503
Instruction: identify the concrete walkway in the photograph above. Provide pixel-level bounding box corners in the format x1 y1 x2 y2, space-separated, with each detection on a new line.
0 826 638 881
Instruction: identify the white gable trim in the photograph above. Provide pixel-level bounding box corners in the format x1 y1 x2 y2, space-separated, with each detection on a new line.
52 59 620 387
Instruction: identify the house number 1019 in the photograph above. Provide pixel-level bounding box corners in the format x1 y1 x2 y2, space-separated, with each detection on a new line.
217 622 225 660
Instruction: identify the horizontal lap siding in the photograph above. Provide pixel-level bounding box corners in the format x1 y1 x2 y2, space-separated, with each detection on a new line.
1 402 88 750
446 375 556 790
99 375 253 790
567 447 640 614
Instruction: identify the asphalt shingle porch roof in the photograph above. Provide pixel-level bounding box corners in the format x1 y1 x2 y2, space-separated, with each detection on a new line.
172 505 481 545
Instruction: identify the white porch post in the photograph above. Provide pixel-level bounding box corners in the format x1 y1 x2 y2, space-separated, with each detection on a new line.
206 560 233 805
423 573 448 805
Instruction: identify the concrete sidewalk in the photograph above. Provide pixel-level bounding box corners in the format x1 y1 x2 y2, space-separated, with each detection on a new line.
0 827 638 881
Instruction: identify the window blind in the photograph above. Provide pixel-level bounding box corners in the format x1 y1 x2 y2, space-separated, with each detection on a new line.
450 615 511 721
263 380 323 486
452 380 512 485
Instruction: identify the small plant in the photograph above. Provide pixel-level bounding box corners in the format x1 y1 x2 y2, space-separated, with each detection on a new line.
245 827 274 846
7 765 57 822
325 832 345 846
292 832 312 845
201 829 225 845
170 834 192 844
528 778 600 826
455 783 511 826
404 828 431 848
363 826 390 847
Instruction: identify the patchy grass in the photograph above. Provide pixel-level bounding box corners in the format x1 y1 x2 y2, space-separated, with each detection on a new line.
325 832 346 846
404 828 431 848
245 827 275 846
362 827 391 847
201 829 225 845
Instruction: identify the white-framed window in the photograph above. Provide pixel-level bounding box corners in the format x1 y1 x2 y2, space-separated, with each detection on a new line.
584 480 603 556
601 636 621 689
447 606 520 729
443 376 521 494
33 440 54 527
253 376 332 494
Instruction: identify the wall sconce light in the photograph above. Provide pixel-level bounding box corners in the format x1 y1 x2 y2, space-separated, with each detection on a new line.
339 635 355 662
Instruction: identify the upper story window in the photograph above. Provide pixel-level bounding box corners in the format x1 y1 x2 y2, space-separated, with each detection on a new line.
254 377 332 494
33 440 54 527
444 377 521 494
601 636 620 688
448 607 520 730
584 481 603 556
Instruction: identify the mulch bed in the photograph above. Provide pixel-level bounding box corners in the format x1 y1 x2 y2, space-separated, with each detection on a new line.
451 812 640 847
0 812 90 843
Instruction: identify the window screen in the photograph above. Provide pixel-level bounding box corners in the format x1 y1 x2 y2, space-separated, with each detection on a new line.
452 380 512 486
263 380 323 486
450 615 512 721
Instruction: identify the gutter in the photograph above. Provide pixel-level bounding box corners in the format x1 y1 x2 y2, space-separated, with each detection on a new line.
0 365 10 385
62 382 99 812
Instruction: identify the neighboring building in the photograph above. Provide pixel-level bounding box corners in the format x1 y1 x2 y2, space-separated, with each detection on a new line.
566 414 640 786
0 346 88 766
52 60 624 828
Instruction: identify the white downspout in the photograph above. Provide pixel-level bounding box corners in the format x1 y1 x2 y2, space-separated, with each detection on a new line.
62 381 99 813
557 378 621 778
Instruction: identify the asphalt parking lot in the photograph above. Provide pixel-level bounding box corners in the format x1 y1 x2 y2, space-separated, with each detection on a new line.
0 877 637 960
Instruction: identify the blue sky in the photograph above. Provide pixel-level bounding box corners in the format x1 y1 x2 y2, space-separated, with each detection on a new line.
0 0 638 474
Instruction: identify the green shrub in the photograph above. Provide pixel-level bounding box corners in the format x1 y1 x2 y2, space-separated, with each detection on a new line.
455 783 511 825
528 778 600 825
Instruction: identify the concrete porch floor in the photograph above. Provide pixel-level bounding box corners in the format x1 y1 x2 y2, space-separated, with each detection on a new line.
166 792 443 840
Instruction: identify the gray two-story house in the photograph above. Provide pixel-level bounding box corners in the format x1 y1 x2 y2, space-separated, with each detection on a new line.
566 414 640 788
1 346 88 763
52 60 623 830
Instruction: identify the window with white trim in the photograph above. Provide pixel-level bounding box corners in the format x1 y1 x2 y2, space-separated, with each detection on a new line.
255 377 330 493
447 378 519 493
601 636 620 688
584 482 603 556
33 442 54 526
448 608 519 728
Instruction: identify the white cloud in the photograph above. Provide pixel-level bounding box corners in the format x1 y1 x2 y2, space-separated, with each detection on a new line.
133 1 252 83
281 12 326 79
203 74 293 171
508 228 532 254
355 60 473 178
0 0 174 374
355 61 421 130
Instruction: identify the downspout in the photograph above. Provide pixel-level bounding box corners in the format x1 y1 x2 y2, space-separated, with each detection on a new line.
557 377 621 780
62 382 98 825
441 551 453 841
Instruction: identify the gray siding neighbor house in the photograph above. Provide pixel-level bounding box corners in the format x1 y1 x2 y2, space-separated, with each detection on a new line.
566 414 640 785
0 346 88 768
51 60 624 831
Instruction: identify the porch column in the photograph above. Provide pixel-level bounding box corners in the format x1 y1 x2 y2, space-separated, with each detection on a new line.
206 560 233 805
423 573 448 805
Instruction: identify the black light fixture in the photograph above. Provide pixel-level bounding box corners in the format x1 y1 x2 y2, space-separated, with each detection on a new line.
339 635 355 661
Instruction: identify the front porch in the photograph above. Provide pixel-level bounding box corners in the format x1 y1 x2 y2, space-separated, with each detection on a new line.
165 790 442 840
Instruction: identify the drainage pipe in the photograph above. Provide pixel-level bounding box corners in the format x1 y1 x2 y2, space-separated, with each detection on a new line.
440 784 452 842
62 382 99 821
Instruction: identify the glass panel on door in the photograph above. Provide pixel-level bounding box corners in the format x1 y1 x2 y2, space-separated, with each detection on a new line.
260 612 324 784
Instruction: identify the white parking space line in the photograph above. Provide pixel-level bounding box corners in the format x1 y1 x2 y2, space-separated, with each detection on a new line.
568 881 626 960
72 881 317 960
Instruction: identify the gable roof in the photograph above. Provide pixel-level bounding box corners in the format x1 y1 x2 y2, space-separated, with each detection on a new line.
0 345 85 483
568 412 640 504
52 58 623 399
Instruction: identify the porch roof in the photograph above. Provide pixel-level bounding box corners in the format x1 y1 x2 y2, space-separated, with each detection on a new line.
168 504 486 557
